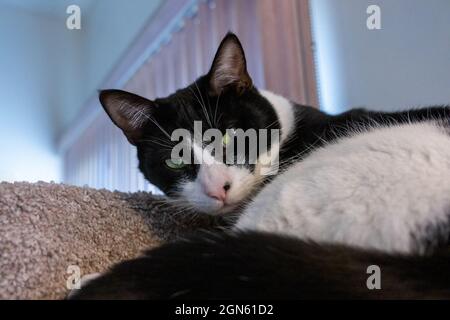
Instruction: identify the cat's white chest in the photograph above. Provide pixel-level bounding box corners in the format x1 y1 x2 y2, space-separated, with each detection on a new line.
235 122 450 254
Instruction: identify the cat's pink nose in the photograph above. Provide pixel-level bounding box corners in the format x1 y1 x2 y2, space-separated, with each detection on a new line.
206 190 226 202
205 182 231 202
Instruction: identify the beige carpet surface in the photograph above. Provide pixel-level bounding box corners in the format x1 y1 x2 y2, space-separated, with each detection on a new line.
0 182 220 299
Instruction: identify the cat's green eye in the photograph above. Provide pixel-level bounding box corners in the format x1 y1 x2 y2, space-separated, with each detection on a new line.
222 129 236 146
222 133 231 146
165 158 186 170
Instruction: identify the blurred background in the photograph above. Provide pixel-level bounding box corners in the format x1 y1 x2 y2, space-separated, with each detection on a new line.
0 0 449 192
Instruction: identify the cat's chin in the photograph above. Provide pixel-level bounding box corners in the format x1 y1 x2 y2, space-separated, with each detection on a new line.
203 202 242 216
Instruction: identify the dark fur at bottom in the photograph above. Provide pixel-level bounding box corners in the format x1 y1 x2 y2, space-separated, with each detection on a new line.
69 231 450 300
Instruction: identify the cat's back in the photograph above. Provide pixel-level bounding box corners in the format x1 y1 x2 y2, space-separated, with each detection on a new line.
236 121 450 254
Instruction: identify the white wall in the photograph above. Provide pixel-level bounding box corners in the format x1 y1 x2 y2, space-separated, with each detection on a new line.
311 0 450 113
0 0 162 183
0 6 83 182
62 0 163 129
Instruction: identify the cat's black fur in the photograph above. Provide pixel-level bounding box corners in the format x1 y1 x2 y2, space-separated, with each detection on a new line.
70 231 450 299
279 105 450 169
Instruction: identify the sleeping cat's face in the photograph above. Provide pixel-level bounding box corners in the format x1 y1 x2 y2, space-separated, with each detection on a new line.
99 33 281 215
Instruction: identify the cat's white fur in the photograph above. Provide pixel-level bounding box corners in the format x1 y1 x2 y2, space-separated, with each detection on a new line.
259 90 295 142
235 121 450 254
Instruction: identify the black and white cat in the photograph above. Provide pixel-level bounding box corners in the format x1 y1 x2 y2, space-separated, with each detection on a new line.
71 33 450 299
99 33 450 254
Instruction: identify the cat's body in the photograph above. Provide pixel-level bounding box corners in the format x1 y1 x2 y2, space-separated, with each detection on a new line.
234 88 450 254
73 33 450 299
237 121 450 254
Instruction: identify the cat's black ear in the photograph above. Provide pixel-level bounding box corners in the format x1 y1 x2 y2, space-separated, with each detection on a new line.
208 33 253 95
99 90 154 145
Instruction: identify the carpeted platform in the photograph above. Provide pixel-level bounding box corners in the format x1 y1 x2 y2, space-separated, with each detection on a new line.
0 182 221 299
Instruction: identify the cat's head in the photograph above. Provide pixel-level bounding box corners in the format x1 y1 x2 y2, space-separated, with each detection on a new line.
99 33 282 215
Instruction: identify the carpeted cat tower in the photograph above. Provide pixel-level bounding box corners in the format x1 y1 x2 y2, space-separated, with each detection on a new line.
0 182 220 299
